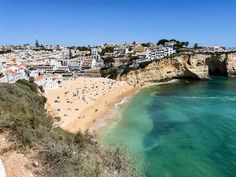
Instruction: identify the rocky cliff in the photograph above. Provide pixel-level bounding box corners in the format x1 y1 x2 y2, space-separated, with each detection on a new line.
118 52 236 86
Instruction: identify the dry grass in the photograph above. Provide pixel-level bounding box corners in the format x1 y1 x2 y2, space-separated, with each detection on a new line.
0 80 145 177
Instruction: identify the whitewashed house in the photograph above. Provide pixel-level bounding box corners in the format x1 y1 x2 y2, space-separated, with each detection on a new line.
5 65 27 83
91 47 101 60
113 47 129 57
34 74 62 91
81 57 97 69
206 46 225 52
136 47 175 63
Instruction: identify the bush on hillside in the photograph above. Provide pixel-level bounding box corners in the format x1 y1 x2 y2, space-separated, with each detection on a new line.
100 68 119 79
41 128 136 177
0 82 52 146
16 79 39 93
0 81 144 176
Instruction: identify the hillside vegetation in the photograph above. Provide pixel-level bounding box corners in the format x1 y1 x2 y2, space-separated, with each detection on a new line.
0 80 143 177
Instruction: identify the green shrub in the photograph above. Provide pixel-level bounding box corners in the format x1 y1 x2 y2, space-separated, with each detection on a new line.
0 81 144 177
0 82 52 146
16 79 39 93
38 85 45 93
139 61 151 69
40 128 104 177
100 68 119 79
121 66 132 75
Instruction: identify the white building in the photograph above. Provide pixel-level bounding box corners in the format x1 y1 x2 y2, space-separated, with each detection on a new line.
5 65 27 83
0 61 3 74
65 58 84 70
91 48 101 59
81 57 97 69
34 74 62 91
113 47 129 57
144 47 175 61
28 65 54 77
205 46 225 53
45 58 62 67
135 46 176 63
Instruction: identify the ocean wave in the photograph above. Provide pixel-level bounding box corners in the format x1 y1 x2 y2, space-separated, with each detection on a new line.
147 79 180 87
144 142 160 151
93 119 107 127
157 79 180 85
115 96 130 107
90 100 125 133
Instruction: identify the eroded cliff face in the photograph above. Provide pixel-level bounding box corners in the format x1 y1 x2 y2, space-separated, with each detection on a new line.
206 54 228 76
226 53 236 76
118 52 236 86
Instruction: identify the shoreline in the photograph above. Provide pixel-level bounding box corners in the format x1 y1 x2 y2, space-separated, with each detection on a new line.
45 77 138 133
88 92 134 134
64 85 138 132
45 77 179 133
88 79 181 134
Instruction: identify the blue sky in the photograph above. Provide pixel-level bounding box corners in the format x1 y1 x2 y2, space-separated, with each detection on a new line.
1 0 236 47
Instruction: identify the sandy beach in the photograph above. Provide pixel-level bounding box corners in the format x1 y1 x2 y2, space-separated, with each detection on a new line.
45 77 136 132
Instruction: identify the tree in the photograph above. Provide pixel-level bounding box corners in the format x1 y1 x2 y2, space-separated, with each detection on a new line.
129 56 139 62
102 57 114 67
128 56 139 66
141 43 151 47
184 41 189 47
40 44 45 49
101 46 114 56
132 41 136 45
174 41 181 49
35 40 39 47
77 46 90 51
194 43 199 50
38 85 45 93
69 48 73 58
157 39 169 46
169 39 177 42
29 77 34 83
56 45 60 50
174 41 189 49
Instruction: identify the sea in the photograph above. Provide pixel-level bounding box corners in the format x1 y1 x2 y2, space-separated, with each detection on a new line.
99 77 236 177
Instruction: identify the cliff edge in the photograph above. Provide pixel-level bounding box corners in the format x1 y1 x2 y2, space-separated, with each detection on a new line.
118 52 236 86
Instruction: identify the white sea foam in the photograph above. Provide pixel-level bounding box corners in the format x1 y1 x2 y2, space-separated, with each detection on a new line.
156 79 180 85
144 142 160 151
115 96 130 107
145 79 180 88
134 89 141 95
92 119 107 128
90 96 131 133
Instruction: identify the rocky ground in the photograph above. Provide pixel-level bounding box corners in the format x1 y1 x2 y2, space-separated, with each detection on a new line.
0 132 42 177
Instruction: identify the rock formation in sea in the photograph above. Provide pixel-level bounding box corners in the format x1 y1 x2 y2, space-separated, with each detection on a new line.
118 52 236 86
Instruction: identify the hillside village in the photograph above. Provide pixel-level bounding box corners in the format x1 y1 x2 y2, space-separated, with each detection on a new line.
0 39 234 90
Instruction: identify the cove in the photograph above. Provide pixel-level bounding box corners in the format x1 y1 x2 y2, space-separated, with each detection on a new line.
99 77 236 177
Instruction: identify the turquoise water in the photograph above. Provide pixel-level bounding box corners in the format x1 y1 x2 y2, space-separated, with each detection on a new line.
100 77 236 177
